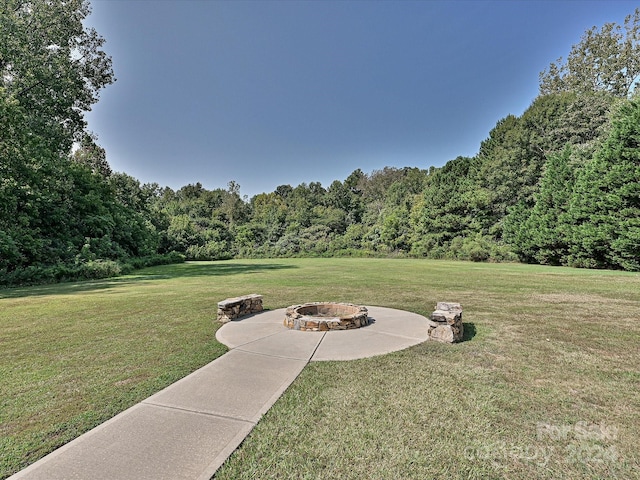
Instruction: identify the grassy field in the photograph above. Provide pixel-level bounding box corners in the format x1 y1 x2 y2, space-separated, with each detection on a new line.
1 259 639 479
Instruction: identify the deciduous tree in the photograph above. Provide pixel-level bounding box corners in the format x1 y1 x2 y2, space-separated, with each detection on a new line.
540 9 640 97
1 0 115 149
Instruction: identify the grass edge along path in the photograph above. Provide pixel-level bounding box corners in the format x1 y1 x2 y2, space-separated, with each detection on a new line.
1 258 639 479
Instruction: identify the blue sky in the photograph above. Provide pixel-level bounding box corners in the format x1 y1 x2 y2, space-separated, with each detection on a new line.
85 0 636 198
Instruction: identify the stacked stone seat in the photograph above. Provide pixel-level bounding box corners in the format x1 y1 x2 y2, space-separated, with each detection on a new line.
428 302 463 343
217 294 263 323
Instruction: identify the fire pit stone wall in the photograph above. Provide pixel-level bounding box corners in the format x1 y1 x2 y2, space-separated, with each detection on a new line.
284 302 369 331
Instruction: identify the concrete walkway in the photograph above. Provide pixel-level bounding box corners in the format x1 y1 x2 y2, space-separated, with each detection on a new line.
9 306 428 480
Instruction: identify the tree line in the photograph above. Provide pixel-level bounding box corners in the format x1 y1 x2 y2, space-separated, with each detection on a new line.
2 2 639 286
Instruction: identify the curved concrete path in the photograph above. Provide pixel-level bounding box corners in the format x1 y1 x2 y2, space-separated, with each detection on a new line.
10 306 428 480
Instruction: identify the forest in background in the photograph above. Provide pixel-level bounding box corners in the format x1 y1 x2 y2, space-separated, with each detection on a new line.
2 1 640 286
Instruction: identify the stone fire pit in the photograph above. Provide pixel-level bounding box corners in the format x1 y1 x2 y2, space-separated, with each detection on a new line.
284 302 369 331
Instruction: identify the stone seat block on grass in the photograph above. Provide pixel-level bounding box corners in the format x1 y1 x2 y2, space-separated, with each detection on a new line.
428 301 463 343
217 294 263 323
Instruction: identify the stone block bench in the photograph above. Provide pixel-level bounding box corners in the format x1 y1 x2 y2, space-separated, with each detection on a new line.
217 294 263 323
428 302 463 343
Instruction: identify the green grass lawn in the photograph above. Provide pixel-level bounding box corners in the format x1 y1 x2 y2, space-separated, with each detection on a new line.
1 259 639 479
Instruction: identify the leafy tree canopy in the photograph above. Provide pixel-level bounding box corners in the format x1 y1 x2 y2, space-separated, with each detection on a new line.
1 0 115 149
540 8 640 97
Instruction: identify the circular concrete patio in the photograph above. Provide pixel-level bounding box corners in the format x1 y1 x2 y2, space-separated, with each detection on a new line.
216 305 430 361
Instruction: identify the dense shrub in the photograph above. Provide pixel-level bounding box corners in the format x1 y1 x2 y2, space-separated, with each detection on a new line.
186 241 232 261
0 253 185 288
126 252 186 270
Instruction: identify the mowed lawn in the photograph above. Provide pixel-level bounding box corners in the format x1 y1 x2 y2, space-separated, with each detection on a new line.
1 259 639 479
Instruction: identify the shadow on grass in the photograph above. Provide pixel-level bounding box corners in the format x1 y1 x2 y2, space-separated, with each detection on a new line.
462 322 477 342
0 262 298 299
136 262 297 279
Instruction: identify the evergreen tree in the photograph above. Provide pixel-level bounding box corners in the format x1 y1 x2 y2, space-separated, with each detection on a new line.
566 100 640 270
505 146 575 265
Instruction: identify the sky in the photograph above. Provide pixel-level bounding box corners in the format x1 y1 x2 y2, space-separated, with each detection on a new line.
84 0 637 199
